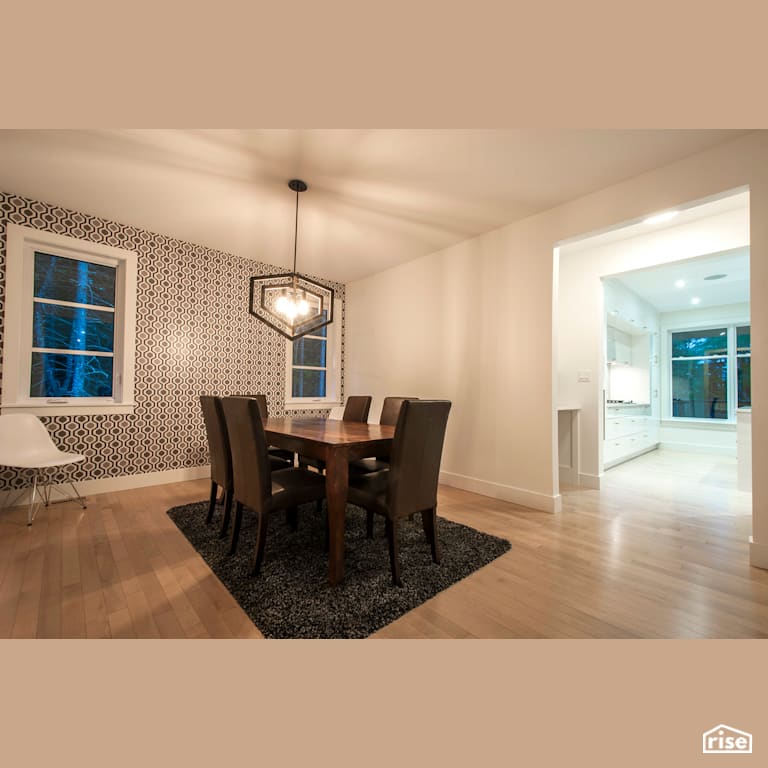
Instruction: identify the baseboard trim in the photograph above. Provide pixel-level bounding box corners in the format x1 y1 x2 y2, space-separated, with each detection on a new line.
659 442 736 456
0 465 211 508
439 470 559 513
578 473 602 490
749 537 768 570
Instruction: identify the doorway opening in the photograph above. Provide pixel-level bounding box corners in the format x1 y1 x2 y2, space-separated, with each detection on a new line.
556 187 751 500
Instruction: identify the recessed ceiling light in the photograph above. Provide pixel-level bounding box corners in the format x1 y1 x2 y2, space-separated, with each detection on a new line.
704 273 727 281
644 210 679 225
675 279 686 288
691 297 701 305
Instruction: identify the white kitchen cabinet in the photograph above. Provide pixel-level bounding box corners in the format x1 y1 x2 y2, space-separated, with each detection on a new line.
603 408 659 468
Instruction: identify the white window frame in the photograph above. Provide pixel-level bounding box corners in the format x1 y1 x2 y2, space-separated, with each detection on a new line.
667 321 749 424
1 223 137 416
284 299 342 410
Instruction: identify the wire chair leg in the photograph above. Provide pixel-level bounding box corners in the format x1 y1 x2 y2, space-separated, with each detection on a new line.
28 471 42 526
69 482 87 509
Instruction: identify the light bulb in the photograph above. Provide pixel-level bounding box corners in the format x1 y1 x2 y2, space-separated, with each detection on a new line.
285 301 298 320
275 295 289 313
297 298 309 316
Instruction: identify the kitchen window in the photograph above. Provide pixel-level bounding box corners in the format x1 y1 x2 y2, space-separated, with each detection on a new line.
669 324 750 421
284 301 341 409
1 223 137 416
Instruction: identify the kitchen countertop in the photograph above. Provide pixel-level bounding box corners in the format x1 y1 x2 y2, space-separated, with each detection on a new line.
606 403 651 413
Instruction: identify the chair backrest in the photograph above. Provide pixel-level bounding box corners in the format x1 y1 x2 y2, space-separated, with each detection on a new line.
343 395 372 423
379 397 418 427
0 413 60 466
221 396 271 512
199 396 232 488
387 400 452 518
230 394 269 421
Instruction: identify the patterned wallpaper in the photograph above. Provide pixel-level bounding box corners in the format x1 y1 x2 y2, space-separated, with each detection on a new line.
0 192 344 490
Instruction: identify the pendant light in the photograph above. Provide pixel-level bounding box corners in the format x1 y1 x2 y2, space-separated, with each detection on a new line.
249 179 334 341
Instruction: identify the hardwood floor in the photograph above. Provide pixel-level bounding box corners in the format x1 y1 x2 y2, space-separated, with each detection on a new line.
1 448 766 638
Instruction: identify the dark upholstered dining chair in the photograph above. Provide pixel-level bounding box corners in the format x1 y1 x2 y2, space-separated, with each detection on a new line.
298 395 373 473
200 395 292 538
200 395 236 537
230 393 294 467
347 399 451 586
341 395 372 423
348 396 418 476
221 397 326 575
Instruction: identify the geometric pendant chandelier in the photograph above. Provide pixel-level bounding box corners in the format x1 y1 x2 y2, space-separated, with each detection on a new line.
249 179 335 341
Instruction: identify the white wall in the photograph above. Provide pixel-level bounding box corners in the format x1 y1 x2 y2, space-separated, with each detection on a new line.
344 131 768 570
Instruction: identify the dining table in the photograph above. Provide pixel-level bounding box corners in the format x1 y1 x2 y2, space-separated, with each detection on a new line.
264 417 395 585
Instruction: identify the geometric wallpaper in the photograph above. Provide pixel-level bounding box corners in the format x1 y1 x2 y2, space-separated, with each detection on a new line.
0 191 345 490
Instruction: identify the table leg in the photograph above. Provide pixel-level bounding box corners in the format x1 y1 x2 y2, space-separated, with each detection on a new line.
325 449 348 585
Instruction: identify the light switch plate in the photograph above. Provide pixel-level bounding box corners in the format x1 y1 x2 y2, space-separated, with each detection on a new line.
577 370 591 382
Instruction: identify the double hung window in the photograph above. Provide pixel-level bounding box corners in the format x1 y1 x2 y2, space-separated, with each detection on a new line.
2 224 137 416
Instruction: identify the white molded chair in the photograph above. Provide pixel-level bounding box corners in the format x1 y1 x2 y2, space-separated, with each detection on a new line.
0 413 87 525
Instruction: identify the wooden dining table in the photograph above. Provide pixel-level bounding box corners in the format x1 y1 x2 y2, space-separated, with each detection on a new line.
264 417 395 585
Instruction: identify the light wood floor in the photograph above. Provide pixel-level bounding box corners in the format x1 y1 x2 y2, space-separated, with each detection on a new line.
1 448 766 638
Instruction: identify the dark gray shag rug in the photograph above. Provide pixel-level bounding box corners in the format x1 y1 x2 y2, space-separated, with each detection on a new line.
166 500 511 639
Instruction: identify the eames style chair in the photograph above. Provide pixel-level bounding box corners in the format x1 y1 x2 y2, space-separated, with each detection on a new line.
0 413 86 526
221 397 326 575
347 400 451 586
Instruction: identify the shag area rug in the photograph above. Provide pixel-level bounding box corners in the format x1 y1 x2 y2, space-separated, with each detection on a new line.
166 500 511 639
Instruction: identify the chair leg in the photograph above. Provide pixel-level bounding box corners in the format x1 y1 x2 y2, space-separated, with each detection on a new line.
28 471 40 526
68 482 87 509
365 510 374 539
229 501 244 554
286 506 298 532
249 511 269 576
421 507 441 564
219 489 233 538
385 517 403 587
205 481 217 524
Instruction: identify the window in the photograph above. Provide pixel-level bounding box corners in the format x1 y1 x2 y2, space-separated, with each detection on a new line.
670 324 750 421
284 303 341 408
2 224 137 416
737 324 751 408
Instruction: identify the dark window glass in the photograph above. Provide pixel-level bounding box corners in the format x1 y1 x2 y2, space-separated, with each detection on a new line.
738 356 751 408
671 358 728 419
292 337 326 367
33 303 114 353
33 251 116 308
737 325 751 354
292 369 326 398
31 352 113 397
671 328 728 358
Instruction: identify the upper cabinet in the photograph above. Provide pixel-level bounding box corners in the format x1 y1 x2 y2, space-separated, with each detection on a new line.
604 278 659 335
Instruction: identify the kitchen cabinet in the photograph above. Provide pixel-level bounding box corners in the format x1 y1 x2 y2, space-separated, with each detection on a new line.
603 406 659 468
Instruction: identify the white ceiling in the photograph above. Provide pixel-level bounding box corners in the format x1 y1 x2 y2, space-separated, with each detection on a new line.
0 129 749 283
611 247 750 313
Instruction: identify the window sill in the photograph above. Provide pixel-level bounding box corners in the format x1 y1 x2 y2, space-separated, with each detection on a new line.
1 402 137 417
661 419 736 430
284 400 341 412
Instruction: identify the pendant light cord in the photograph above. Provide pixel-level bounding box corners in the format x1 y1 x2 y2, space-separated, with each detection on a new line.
293 186 299 275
